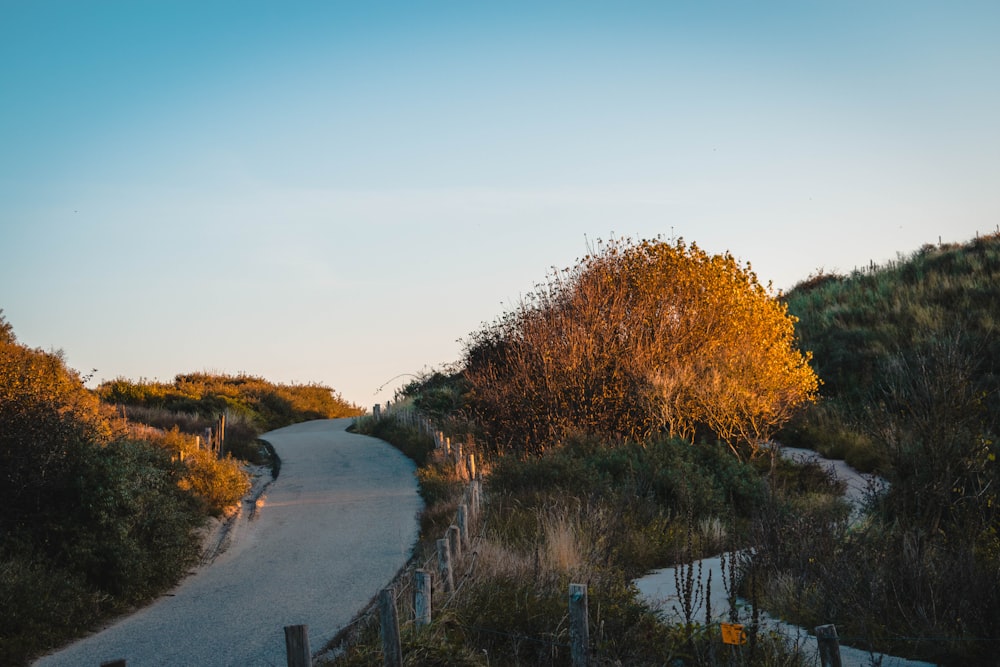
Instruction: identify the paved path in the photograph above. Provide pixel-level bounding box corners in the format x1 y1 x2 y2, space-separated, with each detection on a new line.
778 444 887 516
635 447 931 667
35 418 422 667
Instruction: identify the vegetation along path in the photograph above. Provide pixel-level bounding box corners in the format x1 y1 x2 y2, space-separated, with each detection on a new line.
34 418 422 667
636 445 931 667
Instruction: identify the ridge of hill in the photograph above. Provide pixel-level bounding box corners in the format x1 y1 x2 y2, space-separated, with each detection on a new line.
779 232 1000 469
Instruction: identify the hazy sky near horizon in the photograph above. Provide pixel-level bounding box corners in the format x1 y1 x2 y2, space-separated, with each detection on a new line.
2 1 998 406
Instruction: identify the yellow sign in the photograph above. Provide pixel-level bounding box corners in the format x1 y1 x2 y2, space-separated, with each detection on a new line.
720 623 748 646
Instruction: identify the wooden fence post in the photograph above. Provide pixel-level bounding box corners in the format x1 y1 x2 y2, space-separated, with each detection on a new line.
457 504 470 549
415 569 432 628
466 453 477 481
815 624 842 667
448 524 462 563
437 538 454 592
284 624 311 667
470 479 481 521
569 583 589 667
217 413 226 457
379 589 403 667
373 404 381 420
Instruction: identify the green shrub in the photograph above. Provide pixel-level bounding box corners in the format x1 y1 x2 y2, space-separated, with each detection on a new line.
0 553 103 667
364 417 436 467
777 402 886 473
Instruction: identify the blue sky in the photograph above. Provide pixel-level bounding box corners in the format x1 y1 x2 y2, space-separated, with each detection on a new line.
2 2 998 406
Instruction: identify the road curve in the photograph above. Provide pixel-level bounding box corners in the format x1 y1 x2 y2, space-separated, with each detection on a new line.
34 418 422 667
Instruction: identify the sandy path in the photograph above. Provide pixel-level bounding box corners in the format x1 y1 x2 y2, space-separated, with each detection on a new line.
34 418 422 667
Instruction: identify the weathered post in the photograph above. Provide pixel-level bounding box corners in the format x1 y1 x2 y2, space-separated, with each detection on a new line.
437 537 454 592
815 624 842 667
379 589 403 667
457 504 470 549
217 413 226 457
569 583 589 667
414 569 432 628
470 479 482 522
448 524 462 563
467 453 477 481
373 404 381 420
284 624 311 667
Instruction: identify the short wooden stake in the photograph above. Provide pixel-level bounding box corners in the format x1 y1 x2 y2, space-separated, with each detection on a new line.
415 569 432 628
467 453 477 481
217 413 226 457
379 589 402 667
569 583 589 667
448 524 462 563
470 480 482 521
437 538 454 592
373 404 381 420
815 624 842 667
283 624 311 667
457 504 470 549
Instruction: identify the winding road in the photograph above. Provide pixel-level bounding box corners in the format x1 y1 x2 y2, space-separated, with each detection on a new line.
34 418 423 667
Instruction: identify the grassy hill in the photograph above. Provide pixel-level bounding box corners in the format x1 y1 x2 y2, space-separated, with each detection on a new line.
779 232 1000 471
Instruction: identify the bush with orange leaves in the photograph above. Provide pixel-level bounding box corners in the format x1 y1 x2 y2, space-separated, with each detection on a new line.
463 237 819 458
178 448 251 515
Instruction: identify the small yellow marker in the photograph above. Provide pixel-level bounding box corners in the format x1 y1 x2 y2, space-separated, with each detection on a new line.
720 623 748 646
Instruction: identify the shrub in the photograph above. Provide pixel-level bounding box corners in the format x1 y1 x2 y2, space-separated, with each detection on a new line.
0 553 104 667
66 440 203 599
97 373 363 434
179 449 251 515
463 237 818 457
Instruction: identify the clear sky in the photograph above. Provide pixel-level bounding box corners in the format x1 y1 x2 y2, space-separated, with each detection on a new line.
2 1 998 407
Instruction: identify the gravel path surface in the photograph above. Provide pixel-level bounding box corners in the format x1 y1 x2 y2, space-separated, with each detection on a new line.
34 418 422 667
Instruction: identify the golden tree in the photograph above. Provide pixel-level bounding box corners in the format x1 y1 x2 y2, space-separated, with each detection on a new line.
463 238 819 457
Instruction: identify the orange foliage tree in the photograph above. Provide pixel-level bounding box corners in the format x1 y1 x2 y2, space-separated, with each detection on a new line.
463 238 819 458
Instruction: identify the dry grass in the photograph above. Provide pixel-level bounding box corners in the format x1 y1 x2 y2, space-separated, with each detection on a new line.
540 510 585 574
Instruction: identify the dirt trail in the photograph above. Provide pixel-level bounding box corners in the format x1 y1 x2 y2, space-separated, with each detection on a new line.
34 418 422 667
